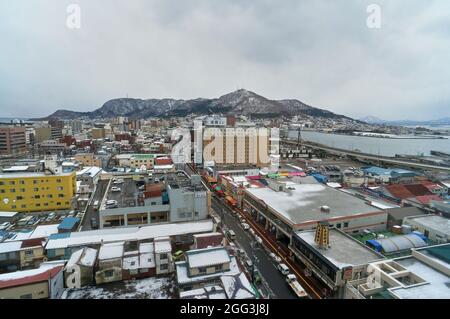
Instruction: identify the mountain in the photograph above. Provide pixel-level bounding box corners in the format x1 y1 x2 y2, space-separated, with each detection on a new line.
358 116 386 124
359 115 450 126
34 89 353 121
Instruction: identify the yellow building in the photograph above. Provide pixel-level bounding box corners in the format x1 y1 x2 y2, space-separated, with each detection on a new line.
0 172 76 212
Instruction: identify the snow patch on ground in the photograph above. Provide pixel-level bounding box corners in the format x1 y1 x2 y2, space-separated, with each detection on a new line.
61 277 175 299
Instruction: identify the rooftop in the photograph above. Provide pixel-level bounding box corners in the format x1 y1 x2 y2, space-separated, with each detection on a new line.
404 214 450 236
186 247 231 268
176 256 240 285
98 242 124 260
295 228 384 269
46 220 213 250
0 171 74 179
246 183 382 226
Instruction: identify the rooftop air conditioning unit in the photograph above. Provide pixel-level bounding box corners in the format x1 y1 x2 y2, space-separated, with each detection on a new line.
320 205 330 213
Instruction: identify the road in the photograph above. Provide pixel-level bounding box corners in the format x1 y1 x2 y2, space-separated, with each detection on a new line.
282 139 450 172
80 179 109 231
211 196 297 299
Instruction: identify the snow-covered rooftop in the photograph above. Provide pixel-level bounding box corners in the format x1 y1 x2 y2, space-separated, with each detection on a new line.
46 220 213 250
246 184 382 226
176 256 240 285
295 228 384 269
66 247 98 268
221 273 255 299
154 238 172 254
98 242 124 260
186 247 231 268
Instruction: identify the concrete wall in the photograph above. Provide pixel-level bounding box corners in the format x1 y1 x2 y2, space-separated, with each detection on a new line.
0 281 48 299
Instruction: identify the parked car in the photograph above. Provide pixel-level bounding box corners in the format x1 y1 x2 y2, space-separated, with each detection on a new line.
277 263 290 276
172 250 185 261
111 186 121 192
269 252 282 263
226 229 236 240
241 223 250 230
113 178 124 184
105 199 118 209
245 259 253 269
90 217 98 229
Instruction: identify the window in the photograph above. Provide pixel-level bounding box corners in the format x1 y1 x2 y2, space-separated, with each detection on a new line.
57 186 63 191
214 264 223 271
20 294 33 299
47 194 53 198
56 179 61 183
198 267 207 273
159 253 168 260
10 189 16 193
21 204 26 208
344 222 349 228
0 189 4 193
9 181 15 185
34 195 40 199
104 270 114 277
160 264 168 270
58 194 64 198
57 202 61 206
20 188 25 192
336 223 341 229
0 181 4 185
16 196 24 200
19 180 25 184
25 250 34 256
33 180 38 184
33 188 39 192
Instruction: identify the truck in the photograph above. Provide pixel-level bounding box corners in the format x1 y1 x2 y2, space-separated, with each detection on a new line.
286 274 308 299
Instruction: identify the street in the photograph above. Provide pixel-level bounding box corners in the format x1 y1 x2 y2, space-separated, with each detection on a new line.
80 179 109 231
211 195 297 299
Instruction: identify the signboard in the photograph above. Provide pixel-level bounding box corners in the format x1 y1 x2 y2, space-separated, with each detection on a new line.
342 267 353 281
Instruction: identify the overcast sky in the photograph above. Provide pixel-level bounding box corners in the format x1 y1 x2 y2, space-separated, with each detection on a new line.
1 0 449 120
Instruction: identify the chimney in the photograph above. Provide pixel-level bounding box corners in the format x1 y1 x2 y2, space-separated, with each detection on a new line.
314 221 330 250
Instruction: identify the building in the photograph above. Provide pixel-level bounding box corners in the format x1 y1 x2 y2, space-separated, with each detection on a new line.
403 214 450 244
166 173 210 223
175 246 241 292
64 247 98 288
91 128 106 139
202 126 275 166
385 206 427 231
154 237 173 275
0 126 26 156
0 171 76 212
95 242 124 284
0 211 20 224
75 153 102 167
57 217 80 233
192 232 224 249
290 227 385 295
37 140 67 155
45 220 214 260
0 263 65 299
243 177 387 244
345 244 450 299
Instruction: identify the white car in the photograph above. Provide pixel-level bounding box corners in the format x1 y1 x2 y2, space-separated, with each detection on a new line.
113 179 124 184
111 186 121 192
241 223 250 230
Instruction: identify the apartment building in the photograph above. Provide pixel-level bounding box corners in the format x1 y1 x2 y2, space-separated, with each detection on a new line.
0 171 76 212
0 126 26 156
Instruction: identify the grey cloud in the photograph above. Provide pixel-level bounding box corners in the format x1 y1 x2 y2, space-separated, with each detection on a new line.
0 0 449 120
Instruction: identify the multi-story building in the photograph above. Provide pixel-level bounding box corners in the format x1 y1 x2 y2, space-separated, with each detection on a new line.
0 171 76 212
75 153 102 167
201 126 275 166
0 126 26 156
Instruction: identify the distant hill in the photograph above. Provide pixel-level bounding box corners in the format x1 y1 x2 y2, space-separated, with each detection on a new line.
34 89 354 121
360 115 450 126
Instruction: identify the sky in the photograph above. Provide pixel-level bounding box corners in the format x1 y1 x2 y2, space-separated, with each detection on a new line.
0 0 449 120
